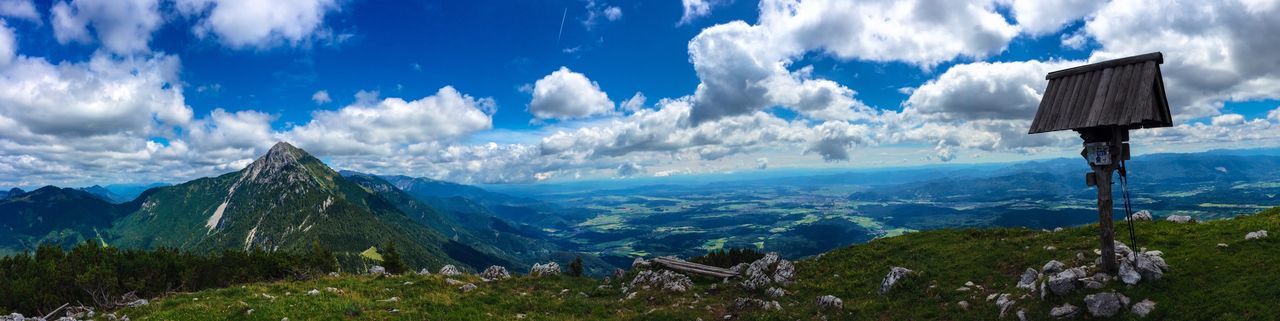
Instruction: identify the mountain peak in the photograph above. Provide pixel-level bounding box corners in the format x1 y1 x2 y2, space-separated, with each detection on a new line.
238 141 331 186
266 141 303 157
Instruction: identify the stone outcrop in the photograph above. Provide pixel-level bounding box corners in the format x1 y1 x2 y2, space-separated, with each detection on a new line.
1131 299 1156 317
1084 292 1130 318
1048 267 1086 296
480 266 511 281
739 253 795 292
629 270 693 293
1128 210 1153 221
816 295 843 310
368 265 386 276
1016 268 1039 289
530 262 561 277
438 265 462 276
1042 260 1065 274
459 283 477 293
879 267 913 294
1166 215 1193 223
1049 303 1079 319
1246 230 1268 240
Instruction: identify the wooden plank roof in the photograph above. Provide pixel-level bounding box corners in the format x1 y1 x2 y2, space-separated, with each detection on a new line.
1029 52 1172 134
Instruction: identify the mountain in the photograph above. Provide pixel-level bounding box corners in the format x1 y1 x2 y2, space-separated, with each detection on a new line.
342 171 613 274
107 142 503 270
103 183 169 203
0 186 138 254
78 185 129 203
0 188 23 200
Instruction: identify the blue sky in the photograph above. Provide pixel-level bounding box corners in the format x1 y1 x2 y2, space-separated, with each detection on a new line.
1 0 1278 187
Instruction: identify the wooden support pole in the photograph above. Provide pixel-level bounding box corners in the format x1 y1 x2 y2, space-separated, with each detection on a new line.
1093 163 1117 274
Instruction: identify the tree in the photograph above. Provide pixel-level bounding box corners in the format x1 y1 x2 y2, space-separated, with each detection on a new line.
569 256 584 277
381 241 408 275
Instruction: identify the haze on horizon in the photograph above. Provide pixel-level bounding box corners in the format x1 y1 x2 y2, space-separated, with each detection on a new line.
1 0 1279 188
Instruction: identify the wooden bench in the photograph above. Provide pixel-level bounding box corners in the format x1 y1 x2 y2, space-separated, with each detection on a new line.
651 257 738 278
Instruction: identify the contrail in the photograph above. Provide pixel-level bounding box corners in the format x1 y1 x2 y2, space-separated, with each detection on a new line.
556 7 567 45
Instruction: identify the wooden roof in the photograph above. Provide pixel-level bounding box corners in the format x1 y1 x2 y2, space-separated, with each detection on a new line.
1028 52 1172 134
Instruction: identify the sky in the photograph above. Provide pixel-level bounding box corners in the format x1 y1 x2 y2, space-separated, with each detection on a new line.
1 0 1279 188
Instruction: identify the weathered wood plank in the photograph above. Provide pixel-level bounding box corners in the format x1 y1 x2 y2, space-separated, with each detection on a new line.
651 257 738 278
1046 52 1163 80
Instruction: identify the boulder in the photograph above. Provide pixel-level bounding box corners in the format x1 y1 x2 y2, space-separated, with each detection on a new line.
1166 215 1193 223
369 265 387 276
766 287 786 298
415 268 431 276
772 259 795 285
879 267 913 294
1049 303 1079 319
632 257 650 268
307 289 320 296
816 295 843 310
1017 309 1028 321
1084 292 1130 318
530 262 561 277
480 266 511 281
957 300 970 310
1246 230 1268 240
1042 260 1066 274
438 265 462 276
1131 299 1157 317
459 283 477 293
995 293 1016 318
1133 253 1166 281
630 270 693 293
445 278 464 286
1048 267 1086 296
1118 261 1142 285
1129 210 1153 221
1016 268 1039 289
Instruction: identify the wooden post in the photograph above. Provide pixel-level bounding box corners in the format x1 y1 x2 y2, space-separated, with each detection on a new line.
1092 162 1117 274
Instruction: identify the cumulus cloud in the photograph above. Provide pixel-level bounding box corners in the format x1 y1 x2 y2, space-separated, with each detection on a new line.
1007 0 1108 35
51 0 163 54
284 86 495 156
905 60 1078 121
678 0 729 25
615 162 642 177
0 0 39 22
311 90 331 104
175 0 341 49
582 0 621 30
1211 113 1245 126
527 67 615 120
620 92 646 112
755 157 768 169
0 20 13 66
1079 0 1280 119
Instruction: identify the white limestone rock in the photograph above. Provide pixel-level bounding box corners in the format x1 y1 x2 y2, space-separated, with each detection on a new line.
1084 292 1130 318
530 262 561 277
438 265 462 276
816 295 843 310
1042 260 1066 274
368 265 386 276
1166 215 1193 223
480 265 511 281
1016 268 1039 290
879 267 913 294
1048 267 1086 296
1049 303 1079 319
1246 230 1268 240
1131 299 1157 317
1129 210 1153 221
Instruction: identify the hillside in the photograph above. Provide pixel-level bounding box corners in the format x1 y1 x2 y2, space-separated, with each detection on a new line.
96 207 1279 320
106 142 501 270
0 186 138 255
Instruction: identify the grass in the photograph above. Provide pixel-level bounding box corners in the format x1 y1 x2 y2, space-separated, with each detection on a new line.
112 207 1280 320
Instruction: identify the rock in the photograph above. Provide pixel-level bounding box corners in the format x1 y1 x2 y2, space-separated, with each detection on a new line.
1048 267 1086 296
1246 230 1268 240
126 299 149 307
324 287 341 294
1133 253 1166 281
772 259 795 285
816 295 843 310
1084 292 1130 318
1044 245 1057 251
328 272 340 277
307 289 320 296
964 281 975 287
1131 299 1156 317
1129 210 1153 221
728 263 749 275
632 257 650 268
382 297 399 302
1118 261 1142 285
445 278 464 286
1076 252 1087 261
1017 309 1028 321
630 270 693 293
416 268 431 276
956 286 970 292
1049 303 1079 319
438 265 462 276
459 283 477 292
879 267 913 294
612 268 625 281
480 265 511 281
957 300 970 310
1166 215 1193 223
766 287 786 298
995 293 1015 318
1042 260 1066 274
1053 227 1064 232
531 262 561 277
732 298 781 311
1016 268 1039 289
369 265 386 276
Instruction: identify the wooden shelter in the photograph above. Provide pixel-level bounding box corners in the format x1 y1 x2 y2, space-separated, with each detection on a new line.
1028 52 1172 273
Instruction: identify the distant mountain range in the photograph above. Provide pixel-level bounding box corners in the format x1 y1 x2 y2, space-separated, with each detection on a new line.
0 142 595 273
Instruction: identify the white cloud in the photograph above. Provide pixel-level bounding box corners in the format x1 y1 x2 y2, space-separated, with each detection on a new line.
1269 107 1280 123
604 6 622 21
686 0 1018 124
175 0 341 49
755 157 768 169
1008 0 1108 35
620 92 646 112
615 162 642 177
311 90 331 104
0 0 39 22
285 86 494 156
51 0 163 54
905 60 1078 121
1211 113 1245 126
582 0 621 30
0 20 13 66
1080 0 1280 120
527 67 615 120
679 0 728 26
805 121 876 161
